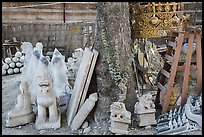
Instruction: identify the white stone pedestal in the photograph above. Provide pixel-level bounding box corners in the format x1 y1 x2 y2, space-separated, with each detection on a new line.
135 110 156 127
109 117 131 134
6 112 35 127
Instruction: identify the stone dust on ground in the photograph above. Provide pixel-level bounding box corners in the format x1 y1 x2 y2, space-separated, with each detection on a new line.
2 74 202 135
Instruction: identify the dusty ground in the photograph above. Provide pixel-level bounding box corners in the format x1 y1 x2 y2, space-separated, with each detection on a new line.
2 74 202 135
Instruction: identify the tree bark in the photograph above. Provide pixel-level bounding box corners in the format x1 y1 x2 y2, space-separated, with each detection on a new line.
93 2 137 134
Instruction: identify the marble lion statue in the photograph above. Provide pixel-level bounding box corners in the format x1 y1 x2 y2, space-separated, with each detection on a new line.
110 102 131 121
36 73 59 124
134 93 155 113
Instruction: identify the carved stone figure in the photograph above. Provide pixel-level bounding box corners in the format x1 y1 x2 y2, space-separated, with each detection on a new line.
35 57 61 130
72 48 84 78
134 93 155 113
51 48 72 97
26 44 43 85
109 102 131 135
20 42 33 80
134 93 156 127
36 75 61 129
27 45 44 105
6 81 35 127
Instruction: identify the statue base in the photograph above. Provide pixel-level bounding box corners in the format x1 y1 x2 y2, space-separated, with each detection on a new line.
135 111 157 127
35 111 61 130
6 112 35 127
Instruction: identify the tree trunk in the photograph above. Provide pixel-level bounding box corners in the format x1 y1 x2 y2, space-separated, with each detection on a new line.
93 2 137 134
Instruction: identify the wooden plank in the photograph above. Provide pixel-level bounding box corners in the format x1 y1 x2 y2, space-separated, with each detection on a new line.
196 31 202 95
171 31 189 38
78 49 98 109
181 32 194 107
167 41 177 48
177 65 197 71
161 69 170 78
3 8 97 13
165 61 172 66
66 47 94 126
165 54 173 62
162 32 184 113
157 82 166 93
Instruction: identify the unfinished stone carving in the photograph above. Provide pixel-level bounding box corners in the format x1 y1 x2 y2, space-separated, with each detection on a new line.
20 42 33 78
6 81 35 127
51 48 72 97
134 93 156 127
50 48 72 111
72 48 84 78
27 45 44 105
109 102 131 135
35 57 61 130
70 93 98 131
25 43 43 85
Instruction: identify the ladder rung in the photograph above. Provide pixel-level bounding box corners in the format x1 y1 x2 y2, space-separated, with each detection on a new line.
177 65 197 71
157 82 166 93
161 69 170 78
167 41 177 48
166 61 172 66
171 31 190 38
165 55 173 62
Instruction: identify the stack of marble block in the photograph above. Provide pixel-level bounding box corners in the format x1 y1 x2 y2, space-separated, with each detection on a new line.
2 51 24 75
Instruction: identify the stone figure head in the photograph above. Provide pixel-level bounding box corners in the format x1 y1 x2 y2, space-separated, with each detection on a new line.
21 42 33 54
72 48 83 59
35 42 44 52
33 47 41 59
110 102 126 113
38 76 52 94
19 81 29 93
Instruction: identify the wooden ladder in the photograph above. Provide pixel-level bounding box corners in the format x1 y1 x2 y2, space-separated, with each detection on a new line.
156 27 202 113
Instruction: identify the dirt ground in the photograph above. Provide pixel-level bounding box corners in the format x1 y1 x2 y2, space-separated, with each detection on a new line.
2 74 202 135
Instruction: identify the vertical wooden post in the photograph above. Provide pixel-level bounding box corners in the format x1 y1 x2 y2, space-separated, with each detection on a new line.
196 29 202 95
63 3 66 23
180 32 194 107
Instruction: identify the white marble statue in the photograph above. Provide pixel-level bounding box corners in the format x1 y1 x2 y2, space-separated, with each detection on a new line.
72 48 84 78
25 43 43 85
35 56 61 130
29 55 51 105
20 42 33 81
6 81 35 127
51 48 72 97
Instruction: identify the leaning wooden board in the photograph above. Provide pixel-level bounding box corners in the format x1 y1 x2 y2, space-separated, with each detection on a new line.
66 47 98 126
